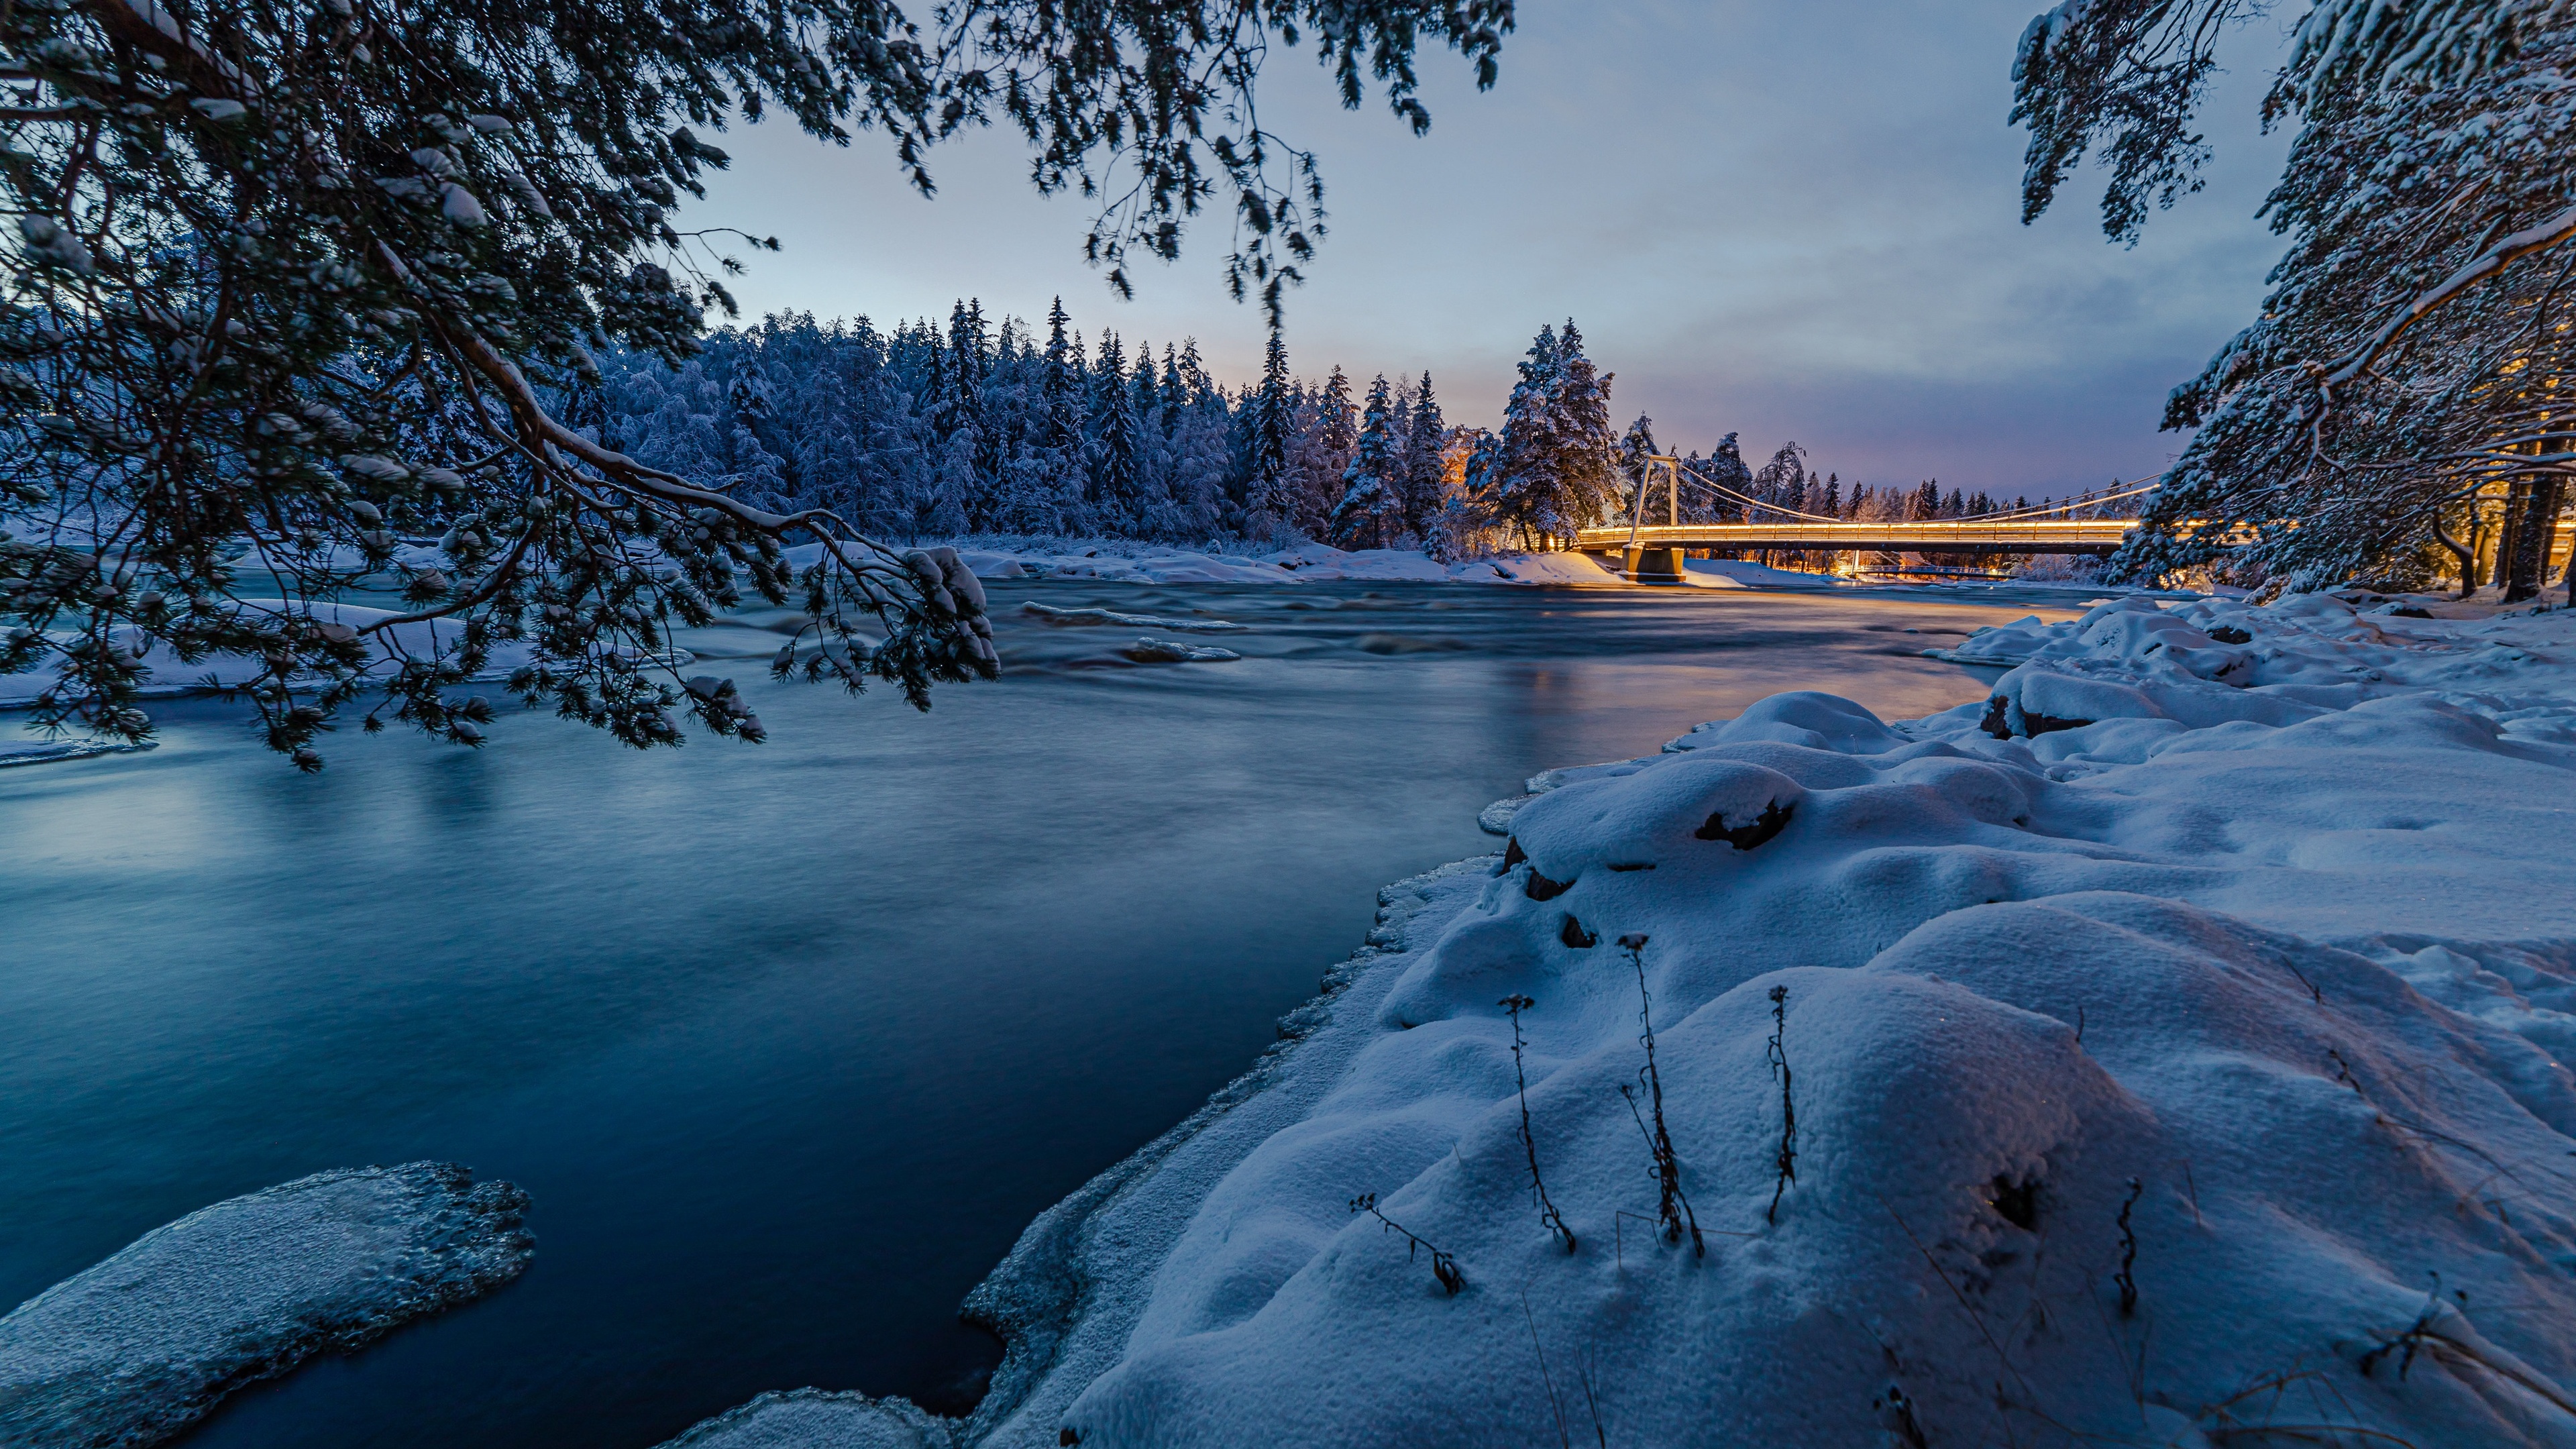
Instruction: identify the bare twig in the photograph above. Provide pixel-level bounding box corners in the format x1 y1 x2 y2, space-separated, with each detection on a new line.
1501 994 1577 1254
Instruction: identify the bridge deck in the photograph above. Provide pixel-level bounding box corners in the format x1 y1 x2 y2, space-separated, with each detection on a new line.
1574 520 2136 555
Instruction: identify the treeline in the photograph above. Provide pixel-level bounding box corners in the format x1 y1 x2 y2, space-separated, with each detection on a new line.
576 307 1629 556
580 302 2108 564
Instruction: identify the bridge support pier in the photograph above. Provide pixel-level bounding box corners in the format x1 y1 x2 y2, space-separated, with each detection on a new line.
1623 545 1688 584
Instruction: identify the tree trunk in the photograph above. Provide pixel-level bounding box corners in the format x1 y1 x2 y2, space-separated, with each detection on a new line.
2432 506 2478 598
2496 478 2528 601
2503 475 2563 603
2532 476 2566 603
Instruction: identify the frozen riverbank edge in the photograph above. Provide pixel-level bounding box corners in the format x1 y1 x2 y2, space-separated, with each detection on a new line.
670 588 2576 1448
0 1163 531 1449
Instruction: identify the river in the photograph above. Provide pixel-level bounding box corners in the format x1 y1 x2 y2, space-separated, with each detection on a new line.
0 576 2088 1448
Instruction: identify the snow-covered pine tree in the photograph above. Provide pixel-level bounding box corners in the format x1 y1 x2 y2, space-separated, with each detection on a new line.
1617 413 1661 527
1246 329 1299 528
1398 372 1448 538
1328 374 1405 548
1754 444 1807 518
1091 335 1146 531
1294 366 1360 533
724 365 794 511
2014 0 2576 594
1486 321 1616 544
1548 322 1620 535
1132 344 1161 435
0 1 1512 762
1488 324 1562 545
1700 433 1754 523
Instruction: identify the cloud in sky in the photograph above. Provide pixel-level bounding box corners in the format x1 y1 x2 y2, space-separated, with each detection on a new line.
692 1 2298 495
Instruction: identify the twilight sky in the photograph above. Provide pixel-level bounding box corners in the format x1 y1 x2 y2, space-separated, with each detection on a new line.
692 1 2299 497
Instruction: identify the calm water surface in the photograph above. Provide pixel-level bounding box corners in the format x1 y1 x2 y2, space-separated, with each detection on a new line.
0 578 2087 1448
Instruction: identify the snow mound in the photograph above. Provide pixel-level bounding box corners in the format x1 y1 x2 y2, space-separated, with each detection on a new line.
656 1389 956 1448
0 1163 532 1448
0 599 541 709
961 597 2576 1449
1021 602 1247 633
1925 593 2576 759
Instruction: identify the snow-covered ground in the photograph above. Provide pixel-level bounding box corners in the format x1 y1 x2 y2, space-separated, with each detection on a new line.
0 598 543 710
918 539 1628 587
0 1163 531 1448
929 537 2174 596
648 589 2576 1449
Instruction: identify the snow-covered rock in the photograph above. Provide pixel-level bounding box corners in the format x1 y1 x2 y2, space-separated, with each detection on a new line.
0 1163 532 1448
1121 639 1241 664
942 594 2576 1449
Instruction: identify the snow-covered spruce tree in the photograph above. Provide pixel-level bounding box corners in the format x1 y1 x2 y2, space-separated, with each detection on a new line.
1548 321 1618 534
1326 371 1401 547
1753 441 1806 516
1290 363 1356 532
1616 411 1658 525
1243 327 1297 529
1396 370 1443 537
1485 319 1617 545
1089 333 1145 530
2013 0 2576 593
1691 431 1751 523
0 1 1513 764
1484 323 1558 545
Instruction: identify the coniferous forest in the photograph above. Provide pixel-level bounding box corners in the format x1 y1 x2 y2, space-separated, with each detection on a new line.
590 306 2131 561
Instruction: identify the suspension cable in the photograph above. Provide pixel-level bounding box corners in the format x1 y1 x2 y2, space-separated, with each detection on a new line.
1649 462 2163 528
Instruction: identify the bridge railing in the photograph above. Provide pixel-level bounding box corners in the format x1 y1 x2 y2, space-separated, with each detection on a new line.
1572 519 2138 553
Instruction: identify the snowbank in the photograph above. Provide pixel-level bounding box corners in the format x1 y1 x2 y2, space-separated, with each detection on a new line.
1681 556 1849 590
0 1163 532 1448
0 737 155 768
0 599 543 709
945 592 2576 1448
921 540 1625 588
654 1389 956 1448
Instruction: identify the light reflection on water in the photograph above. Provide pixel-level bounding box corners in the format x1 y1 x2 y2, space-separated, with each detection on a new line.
0 578 2082 1448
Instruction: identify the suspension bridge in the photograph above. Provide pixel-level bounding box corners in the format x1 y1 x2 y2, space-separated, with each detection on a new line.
1572 455 2153 580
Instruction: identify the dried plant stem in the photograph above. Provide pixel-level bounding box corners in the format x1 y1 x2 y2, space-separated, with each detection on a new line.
1617 940 1703 1256
1502 994 1577 1254
1349 1193 1464 1295
1766 984 1799 1224
2114 1177 2143 1317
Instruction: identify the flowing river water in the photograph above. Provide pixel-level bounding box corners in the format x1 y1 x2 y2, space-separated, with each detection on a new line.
0 576 2093 1448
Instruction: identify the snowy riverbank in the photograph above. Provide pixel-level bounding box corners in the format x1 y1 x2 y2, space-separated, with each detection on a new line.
674 588 2576 1447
